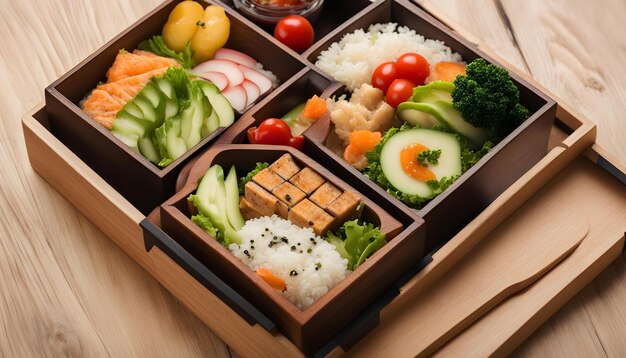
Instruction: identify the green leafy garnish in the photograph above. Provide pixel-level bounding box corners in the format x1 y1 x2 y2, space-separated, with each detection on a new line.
326 220 386 270
138 35 195 69
417 149 441 167
238 162 269 194
190 213 222 240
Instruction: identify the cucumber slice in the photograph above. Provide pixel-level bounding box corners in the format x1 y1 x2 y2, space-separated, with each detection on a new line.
165 116 188 160
202 110 220 137
138 136 161 164
196 80 234 128
141 83 166 126
133 96 157 124
224 166 245 230
112 131 139 152
123 102 144 120
281 102 306 126
380 128 462 198
179 87 204 148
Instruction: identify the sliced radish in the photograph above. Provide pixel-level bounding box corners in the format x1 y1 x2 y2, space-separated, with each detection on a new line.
214 48 257 68
240 65 273 95
222 85 247 112
241 80 261 106
193 60 244 87
197 72 229 92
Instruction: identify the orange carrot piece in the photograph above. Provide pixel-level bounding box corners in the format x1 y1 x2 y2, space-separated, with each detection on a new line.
343 130 382 165
433 62 466 82
301 95 328 119
256 268 286 291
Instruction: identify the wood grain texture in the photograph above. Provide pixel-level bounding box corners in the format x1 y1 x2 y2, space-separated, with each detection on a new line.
0 0 625 357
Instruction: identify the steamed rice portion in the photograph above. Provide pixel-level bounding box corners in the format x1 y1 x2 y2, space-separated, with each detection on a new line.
315 23 464 91
229 215 351 310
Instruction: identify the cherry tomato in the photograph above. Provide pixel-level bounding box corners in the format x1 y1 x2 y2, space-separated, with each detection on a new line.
288 135 304 150
386 79 415 108
274 15 314 53
395 53 430 85
247 127 257 144
371 62 398 92
255 118 292 145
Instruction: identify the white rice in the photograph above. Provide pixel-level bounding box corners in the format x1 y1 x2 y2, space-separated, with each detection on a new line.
229 215 350 310
315 23 464 91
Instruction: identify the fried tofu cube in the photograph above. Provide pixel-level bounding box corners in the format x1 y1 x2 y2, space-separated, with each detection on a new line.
309 182 342 209
239 198 264 221
272 182 306 206
327 191 361 222
252 168 284 191
288 199 336 236
289 167 325 195
244 181 279 217
269 154 300 180
276 201 289 219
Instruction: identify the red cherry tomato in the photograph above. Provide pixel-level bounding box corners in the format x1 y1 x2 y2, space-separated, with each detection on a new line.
395 53 430 85
255 118 292 145
247 127 257 144
371 62 398 92
386 79 415 108
274 15 314 54
288 135 304 150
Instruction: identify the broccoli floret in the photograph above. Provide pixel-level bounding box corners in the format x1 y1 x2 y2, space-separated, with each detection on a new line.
452 58 529 140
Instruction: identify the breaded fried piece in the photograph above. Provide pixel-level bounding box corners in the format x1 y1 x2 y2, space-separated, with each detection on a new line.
289 167 325 195
268 154 300 180
288 199 336 236
272 182 306 206
244 181 279 217
106 51 178 82
252 168 284 191
309 182 342 209
327 191 361 223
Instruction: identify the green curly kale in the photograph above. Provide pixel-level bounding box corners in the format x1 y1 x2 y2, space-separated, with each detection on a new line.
190 213 221 240
452 58 529 140
138 35 195 69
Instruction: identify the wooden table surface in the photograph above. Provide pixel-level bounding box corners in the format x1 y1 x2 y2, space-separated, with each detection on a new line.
1 0 624 356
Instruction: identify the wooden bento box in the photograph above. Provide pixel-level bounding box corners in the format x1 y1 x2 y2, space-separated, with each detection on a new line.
23 0 626 356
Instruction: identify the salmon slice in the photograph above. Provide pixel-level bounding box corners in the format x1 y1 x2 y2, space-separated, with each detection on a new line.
106 51 178 83
82 67 170 129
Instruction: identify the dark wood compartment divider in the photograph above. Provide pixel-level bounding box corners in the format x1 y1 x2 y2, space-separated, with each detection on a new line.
158 144 424 353
44 0 306 214
302 0 557 251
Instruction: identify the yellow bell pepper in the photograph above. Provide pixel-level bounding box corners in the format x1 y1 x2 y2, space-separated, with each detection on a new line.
162 1 230 63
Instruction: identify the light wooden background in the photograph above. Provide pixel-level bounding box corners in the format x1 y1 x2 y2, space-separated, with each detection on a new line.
0 0 624 356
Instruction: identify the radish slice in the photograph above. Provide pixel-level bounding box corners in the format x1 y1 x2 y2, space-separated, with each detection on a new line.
214 48 257 68
193 60 244 87
240 65 273 95
197 72 229 92
241 80 261 106
222 85 247 112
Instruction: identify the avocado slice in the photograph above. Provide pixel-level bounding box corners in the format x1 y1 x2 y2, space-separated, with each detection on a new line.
406 100 488 148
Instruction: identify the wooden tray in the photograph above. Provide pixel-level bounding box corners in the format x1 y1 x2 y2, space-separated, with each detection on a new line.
21 0 626 357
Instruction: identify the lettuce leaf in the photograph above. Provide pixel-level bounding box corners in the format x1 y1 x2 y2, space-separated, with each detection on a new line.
138 35 195 69
190 213 222 241
326 220 386 270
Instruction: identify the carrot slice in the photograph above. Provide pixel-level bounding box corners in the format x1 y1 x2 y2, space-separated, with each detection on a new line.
256 268 286 291
301 95 328 120
433 62 466 82
343 130 382 168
